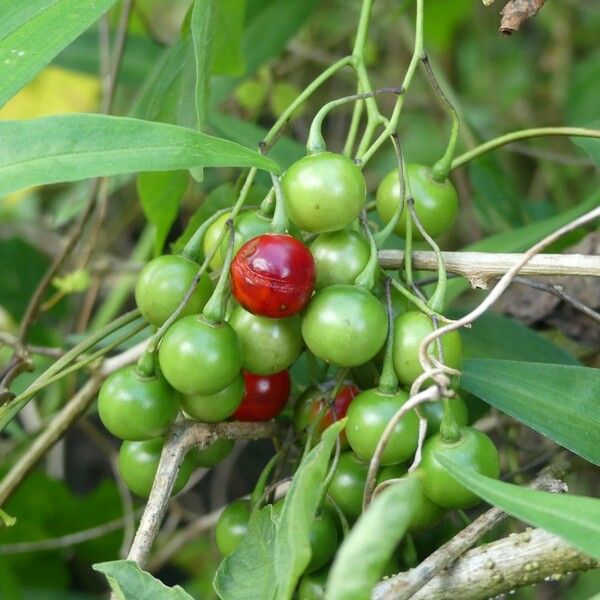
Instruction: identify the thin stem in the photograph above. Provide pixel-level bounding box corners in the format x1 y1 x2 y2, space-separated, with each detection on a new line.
355 211 380 290
270 173 290 233
343 93 365 158
358 0 424 165
419 55 460 183
377 278 398 394
388 279 452 323
450 127 600 171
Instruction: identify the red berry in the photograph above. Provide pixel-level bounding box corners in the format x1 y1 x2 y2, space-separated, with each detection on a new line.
230 234 316 318
314 384 360 434
232 370 291 422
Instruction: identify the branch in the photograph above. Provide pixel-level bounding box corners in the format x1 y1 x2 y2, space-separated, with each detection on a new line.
373 463 568 599
500 0 548 35
126 419 279 568
388 528 598 600
377 250 600 288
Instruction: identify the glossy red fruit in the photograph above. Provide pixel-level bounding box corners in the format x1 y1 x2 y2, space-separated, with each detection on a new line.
230 234 316 318
232 370 291 421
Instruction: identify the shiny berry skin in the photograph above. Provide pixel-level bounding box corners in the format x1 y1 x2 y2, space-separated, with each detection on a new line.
135 255 213 327
301 285 388 367
327 451 369 520
232 370 291 421
293 384 360 445
158 315 243 396
192 438 235 468
375 163 458 240
309 229 370 290
118 437 195 498
346 388 419 465
281 152 366 233
392 311 462 387
420 426 500 509
98 366 180 441
215 499 251 556
420 395 469 435
181 373 244 423
203 212 232 271
228 305 303 375
230 234 316 318
306 511 338 573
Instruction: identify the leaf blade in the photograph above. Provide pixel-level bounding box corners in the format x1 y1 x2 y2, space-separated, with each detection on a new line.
0 0 117 108
461 359 600 465
0 114 279 196
326 476 420 600
436 455 600 560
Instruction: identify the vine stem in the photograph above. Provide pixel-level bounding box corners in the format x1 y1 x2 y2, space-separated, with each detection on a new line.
450 127 600 171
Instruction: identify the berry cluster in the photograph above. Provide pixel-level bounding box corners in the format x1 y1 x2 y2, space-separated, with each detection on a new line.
97 148 499 592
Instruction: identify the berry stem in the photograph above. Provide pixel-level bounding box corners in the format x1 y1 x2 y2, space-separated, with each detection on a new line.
269 173 290 234
378 278 399 395
202 220 235 324
355 211 380 290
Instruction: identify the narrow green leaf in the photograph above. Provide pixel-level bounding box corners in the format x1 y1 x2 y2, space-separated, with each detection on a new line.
448 310 579 365
212 0 246 75
461 359 600 465
446 189 600 302
327 477 420 600
0 114 279 197
93 560 194 599
137 171 189 254
0 0 117 108
436 455 600 560
275 420 346 599
191 0 215 129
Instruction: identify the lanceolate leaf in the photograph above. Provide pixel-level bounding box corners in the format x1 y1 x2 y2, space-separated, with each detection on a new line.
0 114 279 197
214 420 345 600
0 0 117 108
436 455 600 560
94 560 194 599
461 359 600 465
327 476 420 600
274 420 346 599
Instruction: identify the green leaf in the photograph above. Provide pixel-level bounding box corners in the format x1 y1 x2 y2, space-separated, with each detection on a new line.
446 188 600 302
448 310 579 365
0 114 279 197
436 455 600 560
0 0 117 108
326 476 420 600
212 0 246 75
274 420 346 599
461 359 600 466
137 171 189 254
191 0 216 130
214 420 345 600
213 506 278 600
93 560 194 600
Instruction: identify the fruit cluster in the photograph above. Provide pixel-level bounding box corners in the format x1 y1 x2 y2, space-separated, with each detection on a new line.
96 149 499 592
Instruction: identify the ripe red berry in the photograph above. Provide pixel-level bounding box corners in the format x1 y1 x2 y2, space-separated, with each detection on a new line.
232 370 291 421
230 234 316 318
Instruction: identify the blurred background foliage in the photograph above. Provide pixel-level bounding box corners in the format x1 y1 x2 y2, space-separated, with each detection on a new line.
0 0 599 598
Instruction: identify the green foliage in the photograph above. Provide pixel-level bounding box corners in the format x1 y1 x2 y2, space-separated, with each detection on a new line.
0 0 117 108
0 114 279 197
326 476 420 600
437 455 600 559
461 360 600 465
214 420 345 600
94 560 194 599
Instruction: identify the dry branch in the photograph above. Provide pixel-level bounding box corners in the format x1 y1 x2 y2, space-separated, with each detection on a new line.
499 0 548 35
377 250 600 288
382 528 598 600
